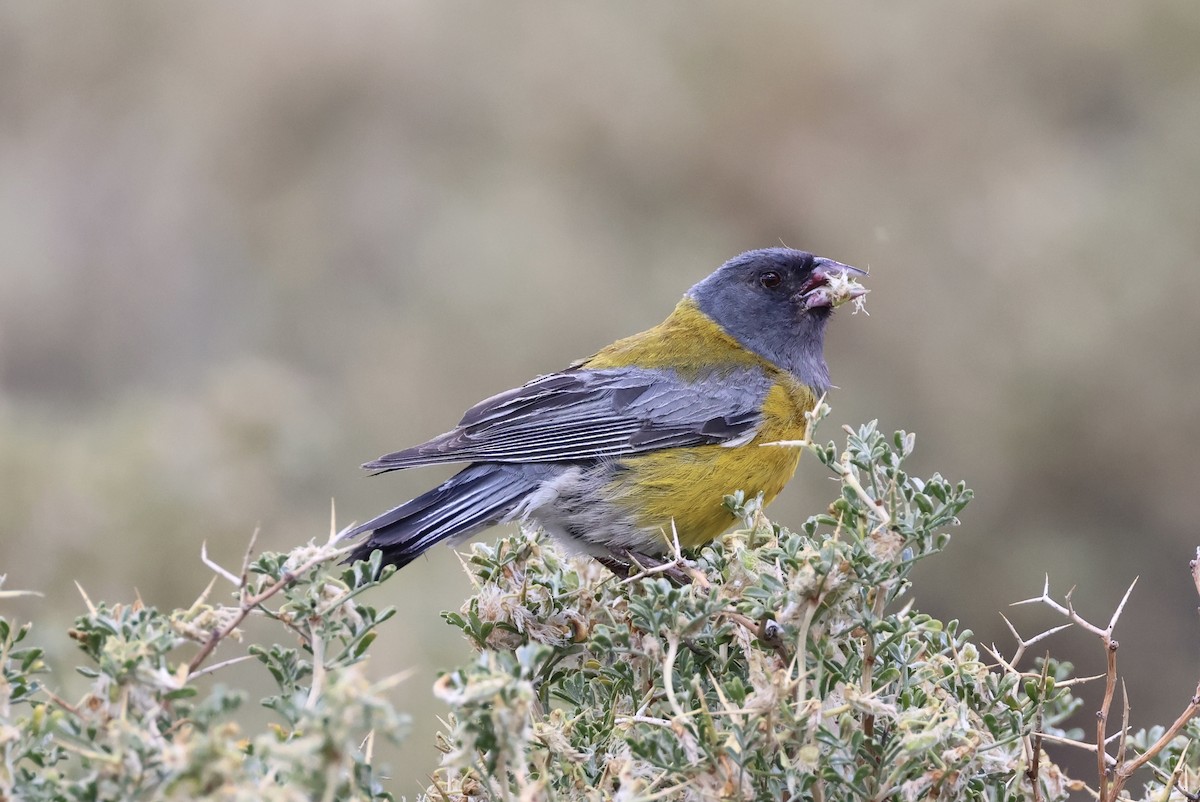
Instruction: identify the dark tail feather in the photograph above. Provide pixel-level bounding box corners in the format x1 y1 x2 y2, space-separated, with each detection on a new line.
343 464 538 569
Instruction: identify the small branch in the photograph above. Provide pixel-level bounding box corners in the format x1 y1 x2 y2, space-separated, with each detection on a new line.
861 587 886 743
200 541 241 586
662 633 685 722
1020 563 1200 801
257 604 315 648
0 588 42 599
1037 729 1121 762
758 439 811 449
185 576 219 619
187 542 348 676
616 715 674 728
306 630 326 710
187 654 254 679
996 612 1073 670
1112 680 1200 792
1114 680 1131 771
1097 636 1119 801
1012 575 1138 641
760 397 829 452
42 688 82 717
984 637 1104 688
1047 672 1108 688
830 444 892 535
620 524 691 586
1026 658 1049 802
791 599 819 708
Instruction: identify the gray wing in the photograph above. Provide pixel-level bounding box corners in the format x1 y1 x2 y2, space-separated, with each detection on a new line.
363 366 774 471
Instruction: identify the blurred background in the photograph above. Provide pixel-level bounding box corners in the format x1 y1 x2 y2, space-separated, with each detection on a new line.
3 2 1199 792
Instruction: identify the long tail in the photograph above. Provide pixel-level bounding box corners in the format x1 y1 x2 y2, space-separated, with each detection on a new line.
343 463 540 569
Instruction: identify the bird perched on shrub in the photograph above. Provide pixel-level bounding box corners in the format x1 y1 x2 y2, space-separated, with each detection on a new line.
344 248 867 575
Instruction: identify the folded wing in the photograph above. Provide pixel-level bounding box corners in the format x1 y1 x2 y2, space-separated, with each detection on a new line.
364 366 774 471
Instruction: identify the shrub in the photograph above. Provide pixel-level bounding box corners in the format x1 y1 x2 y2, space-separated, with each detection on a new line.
3 414 1198 801
0 541 406 801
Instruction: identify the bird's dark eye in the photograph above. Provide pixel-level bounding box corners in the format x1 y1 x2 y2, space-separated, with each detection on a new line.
759 271 783 289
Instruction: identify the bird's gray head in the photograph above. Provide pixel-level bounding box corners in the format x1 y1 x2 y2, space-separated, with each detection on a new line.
687 248 866 394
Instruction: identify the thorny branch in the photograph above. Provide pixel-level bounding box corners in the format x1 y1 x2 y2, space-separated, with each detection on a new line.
186 513 355 677
993 556 1200 802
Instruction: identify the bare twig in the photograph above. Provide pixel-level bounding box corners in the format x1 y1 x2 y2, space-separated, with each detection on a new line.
1111 680 1200 795
984 636 1104 688
1036 730 1120 763
758 438 812 449
1010 575 1143 802
200 541 240 586
42 687 82 717
0 588 42 599
620 523 692 586
1011 575 1138 640
1115 680 1131 772
1097 636 1119 801
761 395 827 451
306 631 326 710
187 654 254 679
995 612 1073 669
1017 564 1200 802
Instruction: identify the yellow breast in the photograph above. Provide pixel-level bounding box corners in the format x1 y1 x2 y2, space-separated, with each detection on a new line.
608 381 814 548
581 297 818 550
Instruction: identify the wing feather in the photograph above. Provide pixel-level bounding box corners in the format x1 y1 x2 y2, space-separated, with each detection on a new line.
364 366 774 471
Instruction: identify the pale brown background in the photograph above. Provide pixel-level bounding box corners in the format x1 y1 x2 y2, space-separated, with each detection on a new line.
3 3 1199 793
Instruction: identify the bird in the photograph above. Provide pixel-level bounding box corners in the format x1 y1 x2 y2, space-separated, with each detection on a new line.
343 248 866 576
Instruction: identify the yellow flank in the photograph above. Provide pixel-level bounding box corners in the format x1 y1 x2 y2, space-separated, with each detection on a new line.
581 297 819 550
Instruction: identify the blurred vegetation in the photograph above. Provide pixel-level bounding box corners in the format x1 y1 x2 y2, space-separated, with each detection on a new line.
3 3 1200 791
